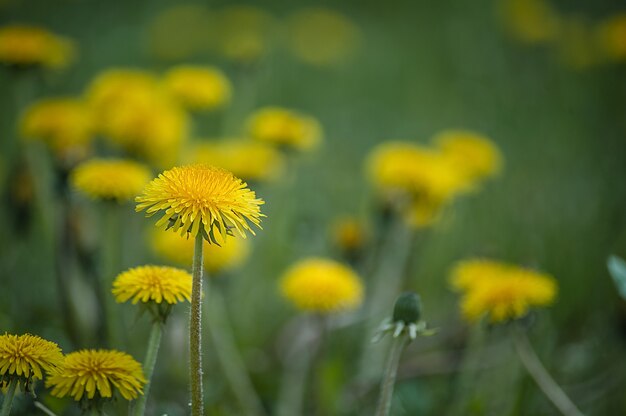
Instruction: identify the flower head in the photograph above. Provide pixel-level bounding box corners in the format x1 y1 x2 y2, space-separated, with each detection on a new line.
214 6 276 63
280 258 363 313
189 140 284 182
247 107 322 151
597 14 626 61
433 130 502 180
112 265 192 305
136 164 264 243
0 333 63 385
20 98 94 160
47 349 146 401
331 216 368 253
71 159 151 202
151 228 249 274
163 65 231 111
0 25 74 68
450 259 557 323
498 0 561 44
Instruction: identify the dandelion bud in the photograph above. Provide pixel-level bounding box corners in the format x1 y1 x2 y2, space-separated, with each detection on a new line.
392 292 421 325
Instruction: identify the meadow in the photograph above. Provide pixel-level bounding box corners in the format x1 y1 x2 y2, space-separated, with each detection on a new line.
1 0 626 415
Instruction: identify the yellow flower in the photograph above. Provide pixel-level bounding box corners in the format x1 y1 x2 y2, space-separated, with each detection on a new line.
214 6 276 63
284 8 361 67
71 159 152 202
163 65 231 111
331 217 367 253
280 258 363 313
0 25 74 68
87 69 188 167
112 265 191 304
150 229 250 274
0 333 63 383
596 14 626 61
433 130 502 180
136 164 264 243
247 107 322 151
450 259 557 323
20 98 94 159
189 140 284 182
46 349 146 401
498 0 561 44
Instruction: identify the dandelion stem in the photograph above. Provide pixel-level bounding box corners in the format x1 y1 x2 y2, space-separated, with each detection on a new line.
133 322 163 416
0 379 17 416
190 232 205 416
375 335 407 416
511 326 584 416
33 401 59 416
206 288 266 416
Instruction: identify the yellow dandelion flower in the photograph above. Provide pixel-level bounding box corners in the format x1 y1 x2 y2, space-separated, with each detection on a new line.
367 141 473 203
151 228 250 274
331 217 367 253
136 164 264 243
280 258 363 313
46 349 146 401
498 0 561 45
163 65 231 111
596 14 626 61
433 130 502 180
20 98 94 159
189 140 284 182
87 69 189 168
247 107 322 151
451 259 557 323
0 24 74 68
112 265 191 305
0 333 63 383
214 6 276 63
285 8 361 67
402 198 445 229
71 159 151 202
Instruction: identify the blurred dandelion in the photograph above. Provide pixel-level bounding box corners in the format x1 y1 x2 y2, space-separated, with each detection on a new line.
247 107 322 152
284 8 361 67
433 130 502 181
214 6 276 63
70 158 151 202
113 265 191 416
20 98 94 164
163 65 232 112
189 140 284 182
0 24 74 68
498 0 561 45
280 257 363 314
331 216 369 262
0 333 63 415
596 13 626 62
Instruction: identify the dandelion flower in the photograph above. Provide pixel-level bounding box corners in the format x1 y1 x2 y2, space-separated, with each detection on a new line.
247 107 322 151
189 140 284 182
151 228 249 274
451 259 557 323
0 25 74 68
498 0 561 45
214 6 276 63
331 217 367 253
47 349 146 401
20 98 94 159
112 265 192 305
433 130 502 180
0 333 63 384
285 8 361 67
280 258 363 313
597 14 626 61
163 65 231 111
136 164 264 243
71 159 151 202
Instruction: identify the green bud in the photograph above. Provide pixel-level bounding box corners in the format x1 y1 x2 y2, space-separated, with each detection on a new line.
392 292 421 324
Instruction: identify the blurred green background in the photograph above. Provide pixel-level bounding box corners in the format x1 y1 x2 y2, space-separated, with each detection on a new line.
1 0 626 415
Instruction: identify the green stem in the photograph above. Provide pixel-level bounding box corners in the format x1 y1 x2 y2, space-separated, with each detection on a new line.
33 401 59 416
0 379 18 416
190 232 205 416
375 336 407 416
511 327 584 416
133 322 163 416
206 288 266 416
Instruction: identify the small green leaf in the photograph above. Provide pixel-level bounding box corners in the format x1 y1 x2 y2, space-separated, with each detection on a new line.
607 255 626 300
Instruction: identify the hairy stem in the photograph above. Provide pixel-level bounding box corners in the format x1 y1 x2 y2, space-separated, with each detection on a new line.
375 336 408 416
190 232 205 416
133 322 163 416
0 379 17 416
511 327 584 416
